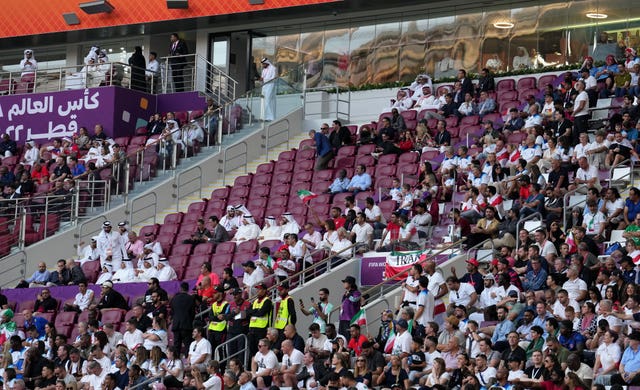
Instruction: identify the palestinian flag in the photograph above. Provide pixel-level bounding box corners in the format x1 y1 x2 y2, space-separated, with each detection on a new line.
350 308 367 326
297 189 318 204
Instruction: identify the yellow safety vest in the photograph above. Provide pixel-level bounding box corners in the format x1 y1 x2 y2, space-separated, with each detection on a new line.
249 297 271 329
274 296 292 330
208 300 228 331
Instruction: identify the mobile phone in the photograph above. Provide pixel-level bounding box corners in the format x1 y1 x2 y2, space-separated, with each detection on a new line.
310 297 315 302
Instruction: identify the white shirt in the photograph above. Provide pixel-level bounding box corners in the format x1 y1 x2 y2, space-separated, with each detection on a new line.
574 91 589 117
551 299 580 320
281 349 304 375
449 283 476 307
562 278 588 301
352 222 374 244
476 366 496 387
243 268 265 290
479 285 504 308
416 289 435 325
302 230 322 250
80 370 107 390
156 264 178 282
365 205 386 224
536 240 557 257
123 329 144 351
391 330 412 356
595 342 621 374
427 271 445 308
331 238 353 259
189 338 212 365
74 290 95 311
520 144 542 163
576 164 600 188
146 59 160 78
254 350 278 374
235 223 261 241
203 373 222 390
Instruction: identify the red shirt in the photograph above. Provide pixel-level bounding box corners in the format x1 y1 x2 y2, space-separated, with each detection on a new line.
334 217 346 229
387 222 401 241
347 334 368 356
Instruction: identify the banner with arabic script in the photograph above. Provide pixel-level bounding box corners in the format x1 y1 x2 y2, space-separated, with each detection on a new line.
0 88 117 144
384 249 427 280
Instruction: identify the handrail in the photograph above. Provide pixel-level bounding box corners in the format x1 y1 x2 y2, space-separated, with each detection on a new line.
128 373 161 390
516 211 542 254
213 333 249 367
608 158 632 189
465 238 495 263
303 84 351 122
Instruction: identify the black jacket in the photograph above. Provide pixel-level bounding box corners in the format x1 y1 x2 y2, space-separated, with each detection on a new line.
170 291 196 331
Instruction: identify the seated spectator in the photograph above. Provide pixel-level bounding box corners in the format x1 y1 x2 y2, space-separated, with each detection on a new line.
279 213 301 241
327 169 350 194
233 214 260 242
21 140 40 166
413 85 440 111
182 218 212 247
477 91 496 118
155 258 177 282
346 165 372 194
33 288 57 312
457 92 476 117
0 134 17 158
251 338 278 388
329 120 353 151
46 259 71 287
383 89 413 113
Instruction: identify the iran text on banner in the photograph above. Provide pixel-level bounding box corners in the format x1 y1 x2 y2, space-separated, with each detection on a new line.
350 308 367 326
297 189 318 203
384 249 428 280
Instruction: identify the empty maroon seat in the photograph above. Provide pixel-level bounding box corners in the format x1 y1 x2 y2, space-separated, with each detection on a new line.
497 90 518 102
398 152 419 164
171 243 193 257
537 74 557 89
237 239 258 253
292 171 313 183
294 159 314 172
234 175 253 188
267 196 288 209
356 155 375 167
256 162 274 174
397 162 419 176
187 201 207 216
210 187 230 200
334 156 355 169
189 254 211 269
496 79 515 91
215 242 236 255
295 149 316 161
229 186 250 199
516 77 536 91
252 173 272 186
164 213 184 225
212 253 234 269
298 139 315 150
313 169 334 182
357 144 376 156
310 181 330 194
278 150 297 162
274 160 294 173
336 146 356 158
193 242 215 256
101 308 125 324
378 154 397 166
183 267 202 281
248 185 271 199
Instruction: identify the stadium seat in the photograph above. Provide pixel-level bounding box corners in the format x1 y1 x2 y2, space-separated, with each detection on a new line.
234 175 253 188
294 159 315 172
295 149 316 161
256 162 274 175
378 154 397 166
164 213 184 225
537 74 557 89
278 150 297 162
212 253 234 269
186 201 207 216
267 196 289 210
210 187 230 201
356 155 375 167
101 308 125 324
193 242 215 256
189 254 211 269
171 243 193 257
496 79 515 91
215 241 236 255
516 77 536 91
237 239 258 253
292 171 313 183
356 144 376 156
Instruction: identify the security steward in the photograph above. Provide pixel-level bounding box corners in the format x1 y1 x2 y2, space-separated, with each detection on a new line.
207 285 229 359
246 282 273 358
273 281 297 335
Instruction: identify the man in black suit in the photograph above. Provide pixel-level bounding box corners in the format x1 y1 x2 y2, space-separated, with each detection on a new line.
169 33 189 92
170 282 195 356
458 69 474 99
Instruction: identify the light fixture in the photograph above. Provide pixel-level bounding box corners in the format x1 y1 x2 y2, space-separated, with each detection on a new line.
79 0 115 14
586 12 608 19
167 0 188 9
62 12 80 25
493 21 515 29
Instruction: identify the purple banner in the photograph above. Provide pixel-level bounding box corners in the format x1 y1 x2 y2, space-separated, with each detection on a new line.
0 87 206 143
0 88 116 143
361 255 387 286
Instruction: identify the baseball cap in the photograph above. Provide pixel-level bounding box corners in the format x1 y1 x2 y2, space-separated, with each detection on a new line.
254 282 267 290
483 273 495 281
277 281 290 291
508 290 519 298
342 276 356 284
396 319 408 329
466 258 479 267
214 285 225 293
231 288 243 295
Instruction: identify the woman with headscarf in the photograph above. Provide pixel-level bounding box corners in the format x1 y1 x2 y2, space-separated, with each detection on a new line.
128 46 147 92
260 58 277 121
20 49 37 92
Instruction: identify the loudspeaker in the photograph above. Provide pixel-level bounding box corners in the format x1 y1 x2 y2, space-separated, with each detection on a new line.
79 0 115 14
167 0 188 8
62 12 80 25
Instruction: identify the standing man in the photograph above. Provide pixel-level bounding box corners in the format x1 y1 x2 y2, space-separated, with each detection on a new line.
309 128 333 171
246 282 273 358
128 46 146 92
169 33 189 92
145 52 160 94
207 285 229 360
299 288 332 334
170 282 195 356
260 58 277 121
225 288 251 360
274 282 297 334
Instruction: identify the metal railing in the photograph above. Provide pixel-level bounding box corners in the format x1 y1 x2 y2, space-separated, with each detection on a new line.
159 54 237 104
302 84 351 123
516 212 543 254
213 333 250 368
0 62 156 94
465 238 495 263
0 54 237 101
562 187 587 230
608 158 633 189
